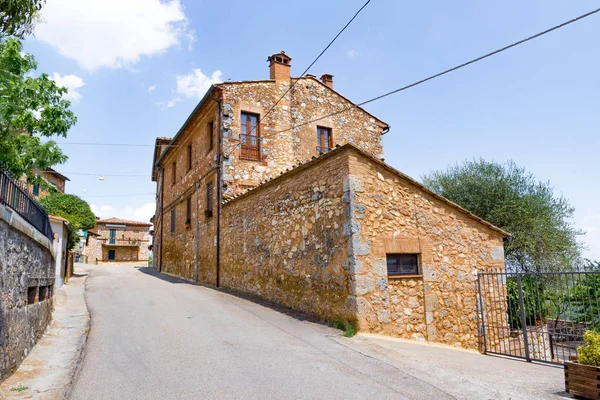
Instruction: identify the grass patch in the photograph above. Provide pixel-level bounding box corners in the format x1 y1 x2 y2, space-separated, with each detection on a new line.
10 385 29 392
333 320 357 337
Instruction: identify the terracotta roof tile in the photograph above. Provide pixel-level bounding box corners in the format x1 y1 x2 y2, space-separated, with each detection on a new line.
96 217 152 227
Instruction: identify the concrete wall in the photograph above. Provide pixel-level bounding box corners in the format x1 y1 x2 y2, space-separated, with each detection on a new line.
0 205 55 380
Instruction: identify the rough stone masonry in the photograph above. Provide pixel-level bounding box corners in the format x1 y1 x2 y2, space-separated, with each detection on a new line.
152 51 509 350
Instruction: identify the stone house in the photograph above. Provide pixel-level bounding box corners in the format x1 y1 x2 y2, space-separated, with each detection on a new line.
84 218 151 265
28 168 69 199
151 51 509 350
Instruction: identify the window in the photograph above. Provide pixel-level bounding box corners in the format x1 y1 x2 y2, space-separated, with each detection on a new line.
186 197 192 225
27 287 37 304
109 229 116 244
32 183 40 196
39 286 48 301
108 249 116 260
170 208 176 233
187 145 193 171
317 127 332 154
171 162 176 185
208 121 214 151
240 112 260 161
386 254 419 276
206 183 213 214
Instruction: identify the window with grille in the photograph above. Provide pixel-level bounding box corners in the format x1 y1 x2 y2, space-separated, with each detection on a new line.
240 112 260 161
386 254 420 276
206 183 213 213
317 127 332 154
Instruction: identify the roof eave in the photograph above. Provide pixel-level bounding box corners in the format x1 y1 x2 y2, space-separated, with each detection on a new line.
155 86 217 167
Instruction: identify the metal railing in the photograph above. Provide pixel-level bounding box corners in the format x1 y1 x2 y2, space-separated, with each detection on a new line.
478 270 600 364
0 168 53 240
101 238 142 246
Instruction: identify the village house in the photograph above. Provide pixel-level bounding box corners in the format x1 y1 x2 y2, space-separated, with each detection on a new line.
151 51 509 350
84 217 151 265
28 168 70 198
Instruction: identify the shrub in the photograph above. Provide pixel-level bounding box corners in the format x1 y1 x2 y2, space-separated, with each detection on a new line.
333 320 357 338
578 330 600 366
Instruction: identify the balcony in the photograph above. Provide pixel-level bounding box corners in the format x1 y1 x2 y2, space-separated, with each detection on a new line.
101 238 142 247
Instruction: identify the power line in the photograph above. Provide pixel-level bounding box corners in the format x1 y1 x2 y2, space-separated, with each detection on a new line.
64 172 148 177
237 0 372 150
225 6 600 150
58 142 155 147
80 192 155 198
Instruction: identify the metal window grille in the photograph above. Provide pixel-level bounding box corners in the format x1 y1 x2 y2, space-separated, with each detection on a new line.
0 168 53 241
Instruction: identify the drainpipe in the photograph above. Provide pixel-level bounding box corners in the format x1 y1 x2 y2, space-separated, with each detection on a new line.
158 166 164 273
195 180 199 282
209 89 222 288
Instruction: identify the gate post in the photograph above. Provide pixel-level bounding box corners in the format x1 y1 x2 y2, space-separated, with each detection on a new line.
477 273 487 353
516 273 531 362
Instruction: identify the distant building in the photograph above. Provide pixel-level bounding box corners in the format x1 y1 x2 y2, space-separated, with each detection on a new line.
28 168 70 198
84 218 151 265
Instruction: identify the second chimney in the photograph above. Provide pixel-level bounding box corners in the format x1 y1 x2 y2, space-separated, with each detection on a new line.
268 51 292 81
320 74 334 89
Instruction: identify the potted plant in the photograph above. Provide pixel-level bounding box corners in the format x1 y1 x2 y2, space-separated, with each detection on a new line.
204 209 213 218
565 330 600 399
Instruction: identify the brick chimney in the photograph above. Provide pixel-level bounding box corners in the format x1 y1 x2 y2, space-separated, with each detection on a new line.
320 74 333 89
267 51 292 81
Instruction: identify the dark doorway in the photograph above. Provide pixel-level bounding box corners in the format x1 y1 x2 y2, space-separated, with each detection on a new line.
108 250 116 260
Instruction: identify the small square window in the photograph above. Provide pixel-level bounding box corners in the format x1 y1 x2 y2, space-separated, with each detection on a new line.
386 254 419 276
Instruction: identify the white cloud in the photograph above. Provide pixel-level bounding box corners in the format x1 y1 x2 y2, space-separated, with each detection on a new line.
91 202 155 225
35 0 195 71
147 84 158 93
175 69 222 99
577 211 600 261
347 49 359 58
52 73 85 103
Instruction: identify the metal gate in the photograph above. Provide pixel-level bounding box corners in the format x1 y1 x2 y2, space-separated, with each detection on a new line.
477 271 600 364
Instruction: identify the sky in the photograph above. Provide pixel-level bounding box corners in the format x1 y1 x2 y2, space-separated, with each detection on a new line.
24 0 600 260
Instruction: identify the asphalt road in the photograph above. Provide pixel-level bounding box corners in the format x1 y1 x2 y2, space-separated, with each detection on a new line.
70 265 563 400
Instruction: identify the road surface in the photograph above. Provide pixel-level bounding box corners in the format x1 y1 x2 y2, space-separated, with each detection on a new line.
70 265 563 400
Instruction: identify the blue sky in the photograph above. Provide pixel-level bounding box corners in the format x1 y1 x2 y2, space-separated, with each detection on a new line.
25 0 600 260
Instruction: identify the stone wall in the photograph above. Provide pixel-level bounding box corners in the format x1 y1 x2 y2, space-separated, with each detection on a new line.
220 151 354 321
0 205 55 380
345 149 507 349
220 77 386 198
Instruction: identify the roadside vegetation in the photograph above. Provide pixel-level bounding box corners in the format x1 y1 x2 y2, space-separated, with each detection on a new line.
333 321 357 338
423 159 582 273
39 193 95 249
1 1 76 189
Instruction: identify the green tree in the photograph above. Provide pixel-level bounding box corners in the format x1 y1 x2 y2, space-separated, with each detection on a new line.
0 37 76 185
39 193 95 249
0 0 45 38
422 159 582 272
